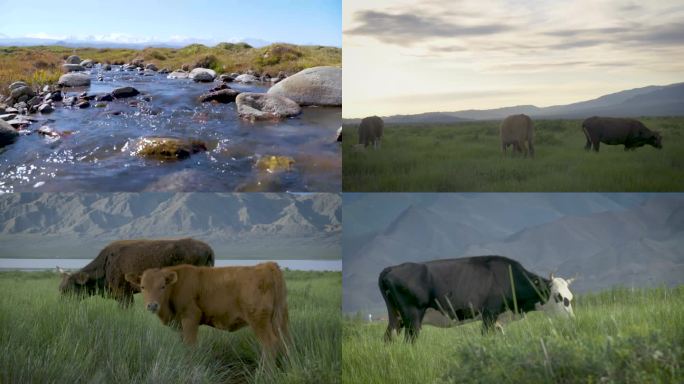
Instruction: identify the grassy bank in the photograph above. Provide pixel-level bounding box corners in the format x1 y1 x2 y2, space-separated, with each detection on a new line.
342 117 684 191
0 269 341 384
0 43 341 96
343 286 683 383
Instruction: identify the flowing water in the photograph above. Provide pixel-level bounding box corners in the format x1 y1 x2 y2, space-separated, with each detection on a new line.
0 66 341 192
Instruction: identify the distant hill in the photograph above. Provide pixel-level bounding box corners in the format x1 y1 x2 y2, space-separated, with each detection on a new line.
342 194 684 314
0 36 270 49
0 193 341 260
343 83 684 124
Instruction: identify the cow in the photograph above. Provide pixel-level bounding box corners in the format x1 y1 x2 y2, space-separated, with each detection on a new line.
358 116 384 149
582 116 662 152
57 238 214 307
500 114 535 157
124 262 290 362
378 255 574 342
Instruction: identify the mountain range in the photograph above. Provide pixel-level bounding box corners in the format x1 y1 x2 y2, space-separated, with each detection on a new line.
343 82 684 124
0 36 271 49
0 193 341 260
342 194 684 314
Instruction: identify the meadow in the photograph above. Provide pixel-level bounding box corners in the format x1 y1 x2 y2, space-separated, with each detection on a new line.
343 286 683 384
0 269 341 384
342 117 684 191
0 43 341 95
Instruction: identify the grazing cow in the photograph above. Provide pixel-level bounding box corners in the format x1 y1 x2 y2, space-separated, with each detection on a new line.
500 114 535 157
378 255 574 342
125 262 290 361
57 238 214 307
582 116 662 152
358 116 384 149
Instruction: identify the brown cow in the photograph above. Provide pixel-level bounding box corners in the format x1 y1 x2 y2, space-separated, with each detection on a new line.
58 238 214 307
500 114 535 157
582 116 662 152
124 262 290 361
358 116 384 149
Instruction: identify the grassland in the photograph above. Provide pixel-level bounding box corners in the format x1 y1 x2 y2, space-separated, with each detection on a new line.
343 286 683 384
0 269 341 384
342 117 684 191
0 43 341 96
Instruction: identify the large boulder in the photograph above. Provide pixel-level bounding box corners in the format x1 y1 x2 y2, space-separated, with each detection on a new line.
167 70 189 79
198 88 241 103
189 68 216 82
236 92 301 121
9 81 27 91
234 74 258 83
8 85 35 104
80 59 94 68
111 87 140 99
62 64 85 72
58 73 91 87
0 119 19 148
65 55 81 64
267 66 341 106
135 137 208 160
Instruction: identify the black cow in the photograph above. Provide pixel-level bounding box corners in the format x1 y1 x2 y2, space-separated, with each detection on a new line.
378 256 573 342
582 116 662 152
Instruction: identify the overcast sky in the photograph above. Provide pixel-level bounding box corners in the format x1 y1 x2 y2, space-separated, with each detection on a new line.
343 0 684 117
0 0 341 47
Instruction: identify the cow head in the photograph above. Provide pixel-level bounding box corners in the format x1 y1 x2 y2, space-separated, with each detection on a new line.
637 126 662 149
125 268 178 313
649 131 663 149
537 273 575 318
57 266 93 297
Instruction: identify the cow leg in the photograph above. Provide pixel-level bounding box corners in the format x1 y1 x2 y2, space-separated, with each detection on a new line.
402 307 425 343
528 139 534 158
180 314 200 345
250 317 279 363
481 310 497 335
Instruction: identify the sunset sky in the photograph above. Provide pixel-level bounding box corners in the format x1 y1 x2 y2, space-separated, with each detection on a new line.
343 0 684 118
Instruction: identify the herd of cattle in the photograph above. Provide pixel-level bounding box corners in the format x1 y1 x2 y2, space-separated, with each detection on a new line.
57 238 290 361
352 114 663 154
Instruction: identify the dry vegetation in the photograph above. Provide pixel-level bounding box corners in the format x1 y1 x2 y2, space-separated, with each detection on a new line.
0 43 341 97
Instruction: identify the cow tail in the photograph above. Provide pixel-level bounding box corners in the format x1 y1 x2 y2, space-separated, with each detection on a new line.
271 263 291 353
206 248 215 266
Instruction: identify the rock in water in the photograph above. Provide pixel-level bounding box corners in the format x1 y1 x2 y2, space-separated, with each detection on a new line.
65 55 81 64
76 101 90 109
219 74 234 82
62 64 85 72
167 70 189 79
267 66 341 106
236 93 301 121
38 104 54 114
135 137 208 160
0 119 19 148
189 68 216 82
198 88 241 103
255 155 295 173
80 59 94 68
58 73 91 87
234 74 258 83
111 87 140 99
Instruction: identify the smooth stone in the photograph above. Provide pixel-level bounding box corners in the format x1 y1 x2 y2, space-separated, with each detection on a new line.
0 119 19 148
145 63 158 71
135 137 208 160
62 64 85 72
198 88 241 104
0 114 17 121
219 74 234 82
235 74 258 83
189 68 216 82
80 59 94 68
235 92 301 121
102 63 112 71
95 94 113 102
58 73 91 87
38 104 54 114
267 66 341 106
111 87 140 99
9 81 28 91
167 70 189 79
76 101 90 109
65 55 81 64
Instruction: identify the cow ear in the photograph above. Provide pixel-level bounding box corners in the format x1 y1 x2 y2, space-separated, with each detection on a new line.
74 272 89 285
124 273 142 289
165 271 178 286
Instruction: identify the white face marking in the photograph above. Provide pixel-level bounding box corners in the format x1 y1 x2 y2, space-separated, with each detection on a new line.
538 277 575 318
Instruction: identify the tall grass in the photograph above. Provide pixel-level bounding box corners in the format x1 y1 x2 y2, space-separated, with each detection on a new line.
0 270 341 384
342 118 684 191
0 43 341 97
342 286 683 383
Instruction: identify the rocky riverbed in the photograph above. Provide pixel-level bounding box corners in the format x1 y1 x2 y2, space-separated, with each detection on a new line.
0 60 341 192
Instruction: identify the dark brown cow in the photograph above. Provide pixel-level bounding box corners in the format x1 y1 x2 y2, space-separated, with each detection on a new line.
125 262 290 361
582 117 662 152
58 238 214 307
358 116 384 149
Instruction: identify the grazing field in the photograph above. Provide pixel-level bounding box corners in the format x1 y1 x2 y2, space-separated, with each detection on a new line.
342 117 684 191
343 286 683 384
0 43 341 95
0 269 341 384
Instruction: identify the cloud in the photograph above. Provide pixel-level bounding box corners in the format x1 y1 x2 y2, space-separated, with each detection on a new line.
345 10 513 45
